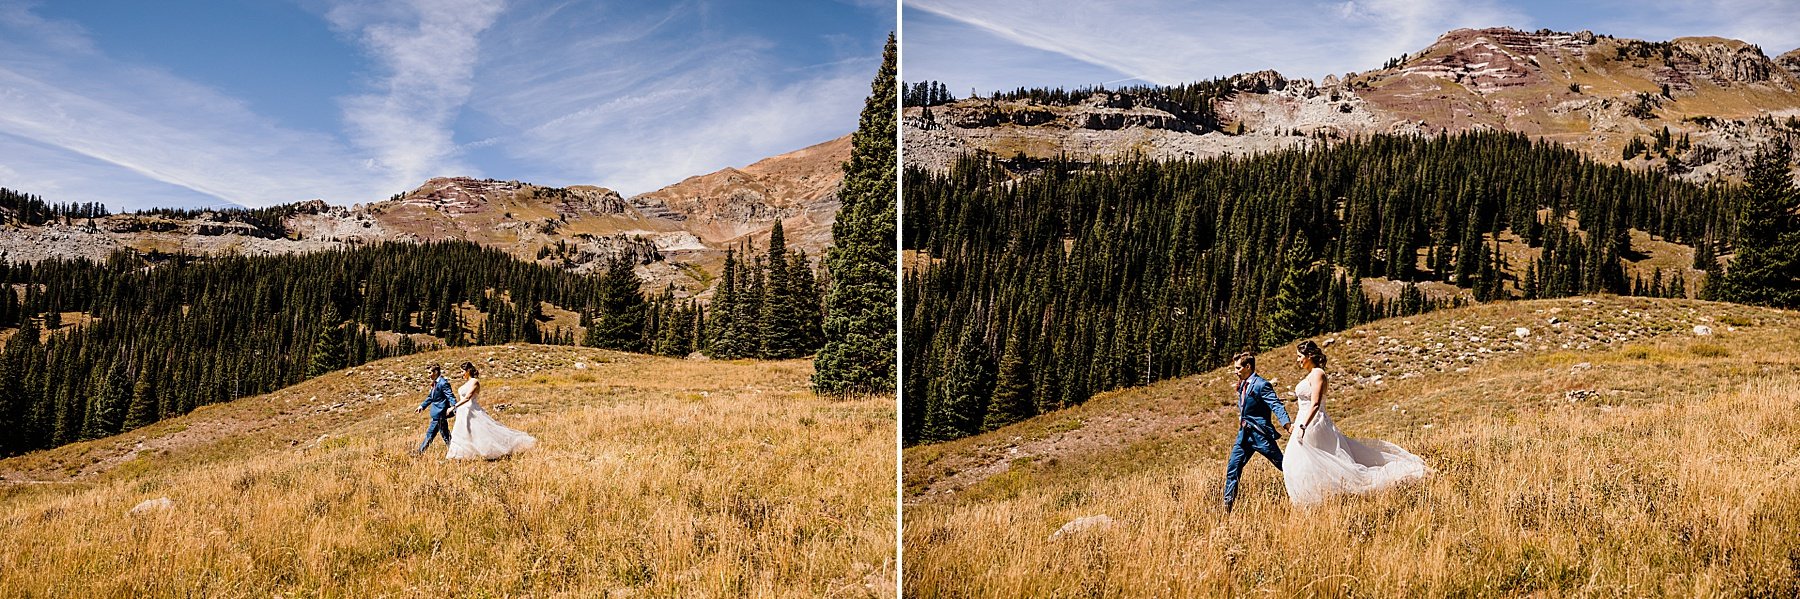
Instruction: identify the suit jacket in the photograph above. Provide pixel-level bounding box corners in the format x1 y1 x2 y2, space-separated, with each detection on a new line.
420 376 456 419
1237 374 1292 439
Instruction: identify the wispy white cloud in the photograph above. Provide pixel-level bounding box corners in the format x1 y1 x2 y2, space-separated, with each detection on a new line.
0 133 241 209
464 2 879 194
0 0 886 210
0 2 382 209
326 0 507 191
906 0 1530 87
1589 0 1800 54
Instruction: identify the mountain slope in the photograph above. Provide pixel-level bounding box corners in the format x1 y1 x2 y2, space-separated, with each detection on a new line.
0 135 852 296
904 27 1800 181
0 345 895 597
904 295 1800 596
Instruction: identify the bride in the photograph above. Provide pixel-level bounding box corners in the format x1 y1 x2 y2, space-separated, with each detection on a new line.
1283 340 1427 505
446 361 536 460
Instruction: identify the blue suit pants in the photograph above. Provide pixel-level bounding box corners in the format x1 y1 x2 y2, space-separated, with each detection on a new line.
1223 426 1283 508
419 415 452 452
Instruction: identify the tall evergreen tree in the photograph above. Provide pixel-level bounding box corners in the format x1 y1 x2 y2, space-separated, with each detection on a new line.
790 250 825 352
1258 247 1320 350
122 375 157 431
0 356 18 455
707 250 746 358
982 332 1034 431
814 33 897 396
925 332 992 441
308 305 348 377
760 221 809 358
586 258 648 351
1715 143 1800 308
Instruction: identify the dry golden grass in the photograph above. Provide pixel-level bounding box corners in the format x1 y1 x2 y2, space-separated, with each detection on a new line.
904 296 1800 597
0 346 895 598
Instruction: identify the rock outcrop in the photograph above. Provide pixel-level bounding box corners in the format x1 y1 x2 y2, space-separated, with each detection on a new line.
903 27 1800 185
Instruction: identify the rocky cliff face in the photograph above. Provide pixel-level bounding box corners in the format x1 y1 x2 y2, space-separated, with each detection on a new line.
904 27 1800 184
626 135 850 254
1667 38 1788 90
1777 48 1800 81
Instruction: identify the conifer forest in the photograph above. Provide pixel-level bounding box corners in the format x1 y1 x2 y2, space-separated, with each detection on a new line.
0 238 825 456
901 131 1795 445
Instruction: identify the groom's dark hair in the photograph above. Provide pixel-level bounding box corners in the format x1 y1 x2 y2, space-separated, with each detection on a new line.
1232 352 1256 370
429 365 442 376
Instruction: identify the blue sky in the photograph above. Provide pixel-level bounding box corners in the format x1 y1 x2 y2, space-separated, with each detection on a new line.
904 0 1800 95
0 0 893 210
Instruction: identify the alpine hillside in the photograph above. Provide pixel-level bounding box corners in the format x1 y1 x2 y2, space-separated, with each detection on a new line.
904 27 1800 183
0 135 852 297
904 295 1800 597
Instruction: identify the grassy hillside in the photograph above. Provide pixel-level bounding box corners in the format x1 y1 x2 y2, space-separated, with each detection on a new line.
0 346 894 597
904 296 1800 597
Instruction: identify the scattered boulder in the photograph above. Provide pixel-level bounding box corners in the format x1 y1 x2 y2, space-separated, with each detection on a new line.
1050 514 1115 540
129 497 173 515
1514 327 1531 338
1693 325 1713 336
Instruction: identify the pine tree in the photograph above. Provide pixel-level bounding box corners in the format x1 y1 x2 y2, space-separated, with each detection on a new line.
926 332 992 441
586 258 648 351
741 255 766 355
814 33 897 396
790 250 824 352
1715 143 1800 308
81 362 128 440
707 250 743 358
1258 247 1320 350
1398 282 1426 316
308 306 347 378
0 356 18 455
1693 235 1716 270
761 222 808 358
982 332 1034 431
122 375 157 431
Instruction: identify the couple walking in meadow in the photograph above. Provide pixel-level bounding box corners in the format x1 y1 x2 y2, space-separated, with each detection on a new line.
1222 341 1428 511
414 362 536 460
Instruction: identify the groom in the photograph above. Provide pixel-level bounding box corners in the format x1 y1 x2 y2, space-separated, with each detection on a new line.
413 365 456 455
1223 351 1292 513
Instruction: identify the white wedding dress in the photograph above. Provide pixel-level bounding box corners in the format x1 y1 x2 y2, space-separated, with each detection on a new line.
1283 369 1427 505
446 378 536 460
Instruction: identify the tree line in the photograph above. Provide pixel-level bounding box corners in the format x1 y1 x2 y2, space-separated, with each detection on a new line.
703 221 825 359
903 130 1753 445
0 237 832 457
903 80 957 107
0 188 111 225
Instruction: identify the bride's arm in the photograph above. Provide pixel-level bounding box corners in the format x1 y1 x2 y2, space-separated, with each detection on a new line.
447 382 476 411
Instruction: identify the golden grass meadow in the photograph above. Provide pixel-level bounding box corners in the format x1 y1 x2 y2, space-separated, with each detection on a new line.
0 346 895 598
903 296 1800 597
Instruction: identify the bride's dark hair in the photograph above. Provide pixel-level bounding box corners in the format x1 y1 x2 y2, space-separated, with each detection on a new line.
1296 340 1328 368
460 361 479 378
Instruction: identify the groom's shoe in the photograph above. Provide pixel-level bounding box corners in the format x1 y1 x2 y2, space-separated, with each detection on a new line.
1222 501 1233 515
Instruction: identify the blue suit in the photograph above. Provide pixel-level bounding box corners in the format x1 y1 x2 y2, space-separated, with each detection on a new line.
417 376 456 452
1223 373 1292 510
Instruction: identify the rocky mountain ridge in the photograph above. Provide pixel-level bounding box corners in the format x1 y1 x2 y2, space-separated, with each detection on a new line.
905 27 1800 181
0 135 853 296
